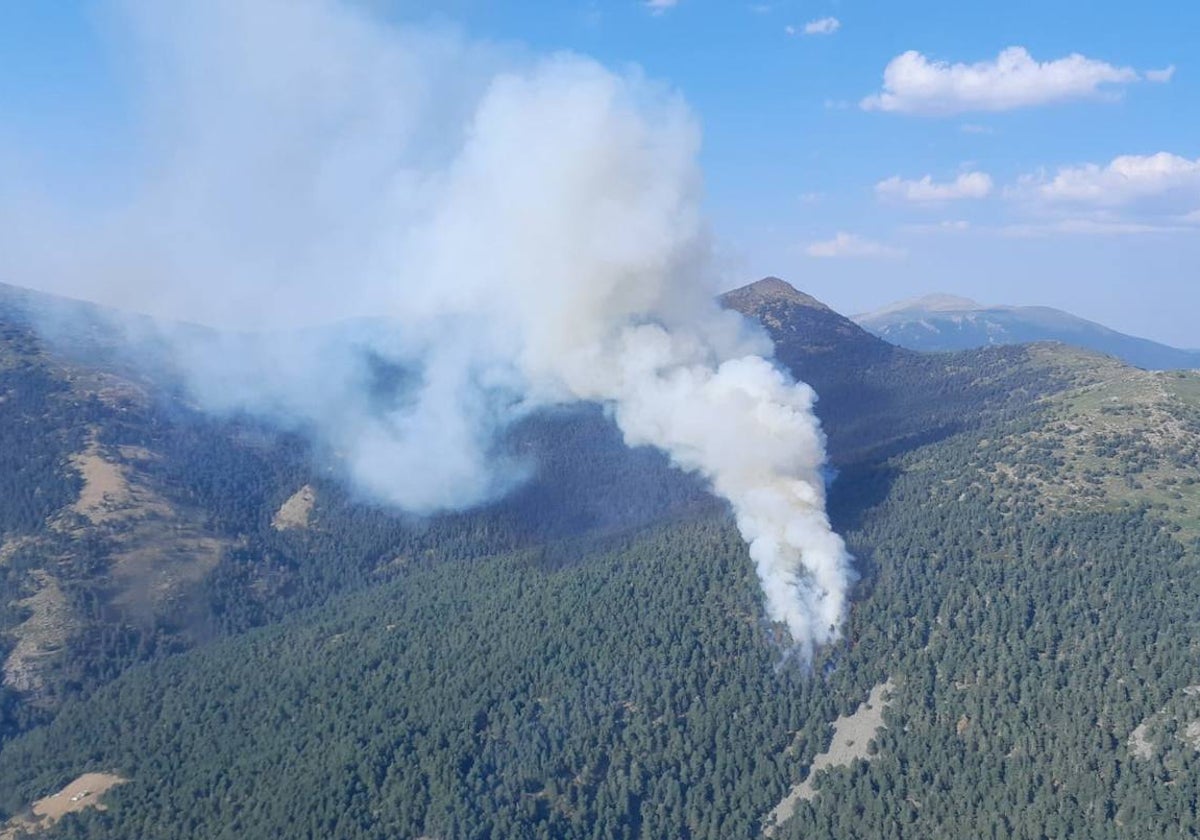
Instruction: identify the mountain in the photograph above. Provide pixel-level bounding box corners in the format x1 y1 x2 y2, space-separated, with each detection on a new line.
722 279 1062 465
854 293 1200 371
723 277 894 367
1 278 1199 839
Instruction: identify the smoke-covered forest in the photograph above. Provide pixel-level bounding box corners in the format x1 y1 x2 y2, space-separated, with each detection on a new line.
2 279 1199 838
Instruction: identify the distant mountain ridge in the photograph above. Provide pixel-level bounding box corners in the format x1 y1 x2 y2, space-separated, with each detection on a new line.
853 293 1200 371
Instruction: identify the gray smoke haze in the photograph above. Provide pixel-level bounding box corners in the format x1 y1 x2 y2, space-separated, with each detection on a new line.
0 0 853 656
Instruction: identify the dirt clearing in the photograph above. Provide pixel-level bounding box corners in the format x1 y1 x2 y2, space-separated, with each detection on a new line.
70 448 131 523
272 484 316 530
0 773 127 838
764 678 894 836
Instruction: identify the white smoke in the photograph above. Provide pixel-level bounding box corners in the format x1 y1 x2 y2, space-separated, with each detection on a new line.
0 0 853 654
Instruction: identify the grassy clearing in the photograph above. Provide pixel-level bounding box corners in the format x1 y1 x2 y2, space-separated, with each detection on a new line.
0 773 127 839
917 348 1200 541
764 680 894 836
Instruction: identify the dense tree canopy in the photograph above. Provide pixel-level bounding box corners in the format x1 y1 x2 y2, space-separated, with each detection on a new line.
2 284 1198 837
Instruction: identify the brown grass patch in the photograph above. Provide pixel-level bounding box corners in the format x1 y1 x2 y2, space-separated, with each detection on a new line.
764 679 894 836
0 772 127 839
3 572 75 697
272 484 316 530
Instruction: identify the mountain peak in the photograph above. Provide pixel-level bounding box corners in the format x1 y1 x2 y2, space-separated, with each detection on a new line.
721 275 895 379
855 293 983 321
721 277 832 313
907 293 983 312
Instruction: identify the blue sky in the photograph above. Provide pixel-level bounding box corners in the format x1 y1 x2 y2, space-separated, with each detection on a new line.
3 1 1199 346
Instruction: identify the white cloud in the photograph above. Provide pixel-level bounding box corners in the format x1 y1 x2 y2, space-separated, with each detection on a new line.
876 171 993 202
805 232 905 259
1019 152 1200 207
803 17 840 35
645 0 679 13
959 123 993 135
861 46 1146 114
904 219 972 234
995 153 1200 237
999 219 1186 237
1146 65 1176 83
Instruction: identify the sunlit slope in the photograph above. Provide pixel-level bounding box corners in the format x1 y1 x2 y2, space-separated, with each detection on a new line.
902 344 1200 539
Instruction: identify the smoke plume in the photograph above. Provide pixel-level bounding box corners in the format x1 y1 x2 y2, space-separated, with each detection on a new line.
0 0 853 655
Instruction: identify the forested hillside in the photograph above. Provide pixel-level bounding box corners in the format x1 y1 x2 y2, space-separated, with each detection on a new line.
1 278 1198 838
0 283 710 740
